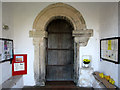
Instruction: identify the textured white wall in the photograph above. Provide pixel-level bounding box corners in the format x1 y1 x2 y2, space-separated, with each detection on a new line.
2 3 14 39
1 3 13 85
99 3 118 38
2 3 24 88
0 3 23 86
71 3 101 70
99 2 119 86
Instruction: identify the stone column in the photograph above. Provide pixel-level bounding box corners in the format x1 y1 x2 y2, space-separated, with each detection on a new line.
72 29 93 85
73 40 80 85
33 38 41 86
33 38 46 86
39 38 46 86
29 30 47 86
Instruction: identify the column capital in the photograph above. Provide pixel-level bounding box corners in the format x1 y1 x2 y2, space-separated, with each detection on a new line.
74 37 89 46
33 38 44 46
72 29 93 46
72 29 93 37
29 30 48 38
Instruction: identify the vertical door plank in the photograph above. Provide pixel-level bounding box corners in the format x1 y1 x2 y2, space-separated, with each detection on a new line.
46 19 74 81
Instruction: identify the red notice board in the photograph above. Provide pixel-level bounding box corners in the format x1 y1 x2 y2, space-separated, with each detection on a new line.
12 54 27 76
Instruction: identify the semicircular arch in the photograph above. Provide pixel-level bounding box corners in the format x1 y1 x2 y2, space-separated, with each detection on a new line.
33 3 86 31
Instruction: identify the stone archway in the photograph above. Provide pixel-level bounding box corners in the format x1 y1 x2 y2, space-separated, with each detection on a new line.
29 3 93 86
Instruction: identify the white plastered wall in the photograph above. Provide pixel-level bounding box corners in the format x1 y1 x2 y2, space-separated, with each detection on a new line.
1 2 24 88
99 2 119 86
2 3 14 85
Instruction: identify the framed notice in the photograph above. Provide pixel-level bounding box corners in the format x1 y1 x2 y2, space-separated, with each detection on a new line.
100 37 120 64
12 54 27 76
0 38 14 63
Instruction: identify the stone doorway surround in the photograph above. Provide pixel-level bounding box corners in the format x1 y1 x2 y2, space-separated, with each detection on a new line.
29 3 93 86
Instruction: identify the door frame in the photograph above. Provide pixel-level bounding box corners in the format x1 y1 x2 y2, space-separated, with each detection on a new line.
29 3 93 86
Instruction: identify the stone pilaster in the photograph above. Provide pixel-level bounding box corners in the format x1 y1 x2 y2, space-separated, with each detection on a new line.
33 38 41 86
30 30 47 86
72 29 93 85
39 38 46 86
73 41 80 85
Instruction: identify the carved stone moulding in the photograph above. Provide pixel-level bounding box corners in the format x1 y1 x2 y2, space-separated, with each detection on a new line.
29 2 93 86
29 30 48 38
72 29 93 46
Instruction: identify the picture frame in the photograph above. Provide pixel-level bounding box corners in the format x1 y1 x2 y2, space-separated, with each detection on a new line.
0 38 14 63
100 37 120 64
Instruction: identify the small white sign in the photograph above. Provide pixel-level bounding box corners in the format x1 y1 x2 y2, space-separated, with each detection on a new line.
14 63 25 71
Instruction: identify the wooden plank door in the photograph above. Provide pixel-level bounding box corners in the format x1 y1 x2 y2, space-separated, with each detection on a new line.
46 19 74 81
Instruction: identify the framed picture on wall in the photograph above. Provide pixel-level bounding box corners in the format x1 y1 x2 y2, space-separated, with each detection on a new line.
0 38 14 63
100 37 120 64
